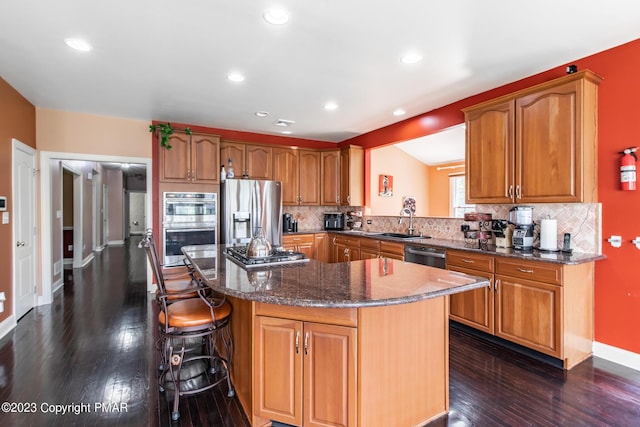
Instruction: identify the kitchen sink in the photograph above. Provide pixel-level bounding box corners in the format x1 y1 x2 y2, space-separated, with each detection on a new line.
374 232 424 239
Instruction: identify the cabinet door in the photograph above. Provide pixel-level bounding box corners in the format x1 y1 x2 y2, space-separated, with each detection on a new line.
220 142 245 177
321 151 340 206
191 134 220 183
313 233 329 263
340 146 364 206
495 275 561 358
303 322 356 427
160 133 191 182
360 249 378 260
273 147 299 205
254 316 303 426
448 265 494 334
299 150 321 205
246 144 272 179
465 100 514 203
282 235 297 252
515 79 581 202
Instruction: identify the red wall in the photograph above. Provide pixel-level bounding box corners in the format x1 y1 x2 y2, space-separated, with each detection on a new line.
346 38 640 354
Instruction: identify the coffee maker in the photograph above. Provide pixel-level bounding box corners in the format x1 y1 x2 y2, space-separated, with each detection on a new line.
509 206 534 250
283 213 294 232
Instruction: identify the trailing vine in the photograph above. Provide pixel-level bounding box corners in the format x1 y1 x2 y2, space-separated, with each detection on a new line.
149 123 192 149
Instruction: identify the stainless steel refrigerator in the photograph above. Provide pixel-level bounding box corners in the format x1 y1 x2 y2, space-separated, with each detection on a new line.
220 179 282 247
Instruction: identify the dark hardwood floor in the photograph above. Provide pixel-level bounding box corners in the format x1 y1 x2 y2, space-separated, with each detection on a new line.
0 238 638 426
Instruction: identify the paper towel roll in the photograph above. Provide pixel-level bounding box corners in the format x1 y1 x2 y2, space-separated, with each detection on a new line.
540 219 558 250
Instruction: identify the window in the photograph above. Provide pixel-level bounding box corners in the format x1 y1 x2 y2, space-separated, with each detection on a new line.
450 175 475 218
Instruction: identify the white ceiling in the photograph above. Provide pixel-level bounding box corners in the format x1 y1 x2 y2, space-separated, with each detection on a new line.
395 124 466 166
2 1 640 144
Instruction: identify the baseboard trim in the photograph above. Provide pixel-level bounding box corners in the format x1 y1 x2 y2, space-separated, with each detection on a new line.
0 315 16 341
94 245 105 252
81 253 95 268
594 341 640 372
63 258 73 265
52 277 64 294
108 240 125 246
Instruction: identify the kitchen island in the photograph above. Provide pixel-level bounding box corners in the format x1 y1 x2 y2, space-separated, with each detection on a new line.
183 245 488 427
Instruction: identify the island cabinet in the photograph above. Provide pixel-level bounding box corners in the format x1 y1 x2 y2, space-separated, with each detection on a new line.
160 132 220 183
250 299 449 427
254 311 357 427
320 150 340 206
220 141 272 180
446 250 494 334
447 250 595 369
464 70 601 204
273 148 321 206
313 233 329 263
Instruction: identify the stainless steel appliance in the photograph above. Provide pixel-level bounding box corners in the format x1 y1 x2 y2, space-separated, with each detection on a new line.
324 212 344 230
220 180 283 248
509 206 534 250
404 246 446 269
162 192 217 265
225 246 308 268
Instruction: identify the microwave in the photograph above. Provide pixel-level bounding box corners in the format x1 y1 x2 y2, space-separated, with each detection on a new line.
324 212 344 230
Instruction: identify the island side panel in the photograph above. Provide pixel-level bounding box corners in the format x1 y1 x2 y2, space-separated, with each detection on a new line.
358 296 449 427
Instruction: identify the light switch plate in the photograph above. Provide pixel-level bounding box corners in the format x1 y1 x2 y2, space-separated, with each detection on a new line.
1 212 9 224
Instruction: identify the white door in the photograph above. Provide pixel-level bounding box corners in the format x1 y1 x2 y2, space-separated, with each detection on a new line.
13 140 37 320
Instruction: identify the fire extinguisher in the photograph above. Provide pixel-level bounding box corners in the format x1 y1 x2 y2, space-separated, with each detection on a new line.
619 147 638 191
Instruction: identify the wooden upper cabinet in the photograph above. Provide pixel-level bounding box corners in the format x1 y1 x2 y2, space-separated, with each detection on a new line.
464 70 601 204
220 141 245 178
160 132 220 183
465 100 514 204
340 146 364 206
298 150 320 205
273 147 299 205
246 144 272 180
321 150 340 206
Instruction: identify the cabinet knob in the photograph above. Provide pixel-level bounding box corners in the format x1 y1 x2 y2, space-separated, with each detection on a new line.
508 185 514 199
515 185 522 199
295 331 300 354
516 267 534 274
304 332 310 356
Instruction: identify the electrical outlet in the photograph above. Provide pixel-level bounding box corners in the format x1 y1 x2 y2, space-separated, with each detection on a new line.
366 219 372 225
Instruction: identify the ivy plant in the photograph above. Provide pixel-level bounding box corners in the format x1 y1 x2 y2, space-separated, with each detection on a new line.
149 123 192 149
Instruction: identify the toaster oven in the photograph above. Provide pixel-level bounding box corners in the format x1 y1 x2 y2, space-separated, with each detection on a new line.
324 212 344 230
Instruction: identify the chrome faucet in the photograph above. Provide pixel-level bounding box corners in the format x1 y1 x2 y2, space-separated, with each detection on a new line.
398 209 415 236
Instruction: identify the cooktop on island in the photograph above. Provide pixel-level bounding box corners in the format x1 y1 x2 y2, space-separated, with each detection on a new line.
225 246 309 268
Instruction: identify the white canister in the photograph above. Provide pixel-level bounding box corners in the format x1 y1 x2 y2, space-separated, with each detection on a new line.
539 218 558 251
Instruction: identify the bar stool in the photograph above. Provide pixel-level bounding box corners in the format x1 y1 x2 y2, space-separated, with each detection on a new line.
139 231 234 421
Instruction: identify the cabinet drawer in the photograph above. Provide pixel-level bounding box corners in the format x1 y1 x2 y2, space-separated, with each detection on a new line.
359 237 380 250
334 235 360 247
379 241 404 256
496 258 562 285
447 250 494 272
255 302 357 327
283 234 314 245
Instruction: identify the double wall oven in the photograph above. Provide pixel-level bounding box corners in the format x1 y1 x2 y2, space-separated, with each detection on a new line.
163 192 217 265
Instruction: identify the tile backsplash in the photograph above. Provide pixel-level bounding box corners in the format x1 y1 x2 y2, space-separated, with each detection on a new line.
286 203 601 254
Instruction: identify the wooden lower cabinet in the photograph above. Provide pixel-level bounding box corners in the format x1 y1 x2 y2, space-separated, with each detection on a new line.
332 235 360 263
447 249 595 369
495 275 561 357
283 234 315 259
254 316 356 427
249 299 449 427
313 233 329 263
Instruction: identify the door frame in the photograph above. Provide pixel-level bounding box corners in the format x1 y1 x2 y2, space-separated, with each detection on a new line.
12 139 37 322
61 165 83 269
39 151 153 305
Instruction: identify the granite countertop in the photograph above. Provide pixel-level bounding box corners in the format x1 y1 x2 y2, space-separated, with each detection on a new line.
297 230 605 265
182 245 489 308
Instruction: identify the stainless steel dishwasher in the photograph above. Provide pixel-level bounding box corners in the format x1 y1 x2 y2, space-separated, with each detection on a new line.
404 245 446 269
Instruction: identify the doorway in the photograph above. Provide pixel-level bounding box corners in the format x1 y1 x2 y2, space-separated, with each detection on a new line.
12 139 37 320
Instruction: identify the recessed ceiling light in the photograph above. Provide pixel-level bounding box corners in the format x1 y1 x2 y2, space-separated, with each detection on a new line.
64 38 93 52
400 52 423 64
227 72 245 82
324 102 338 111
263 7 290 25
274 119 295 127
255 111 269 117
393 108 406 116
281 131 292 135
